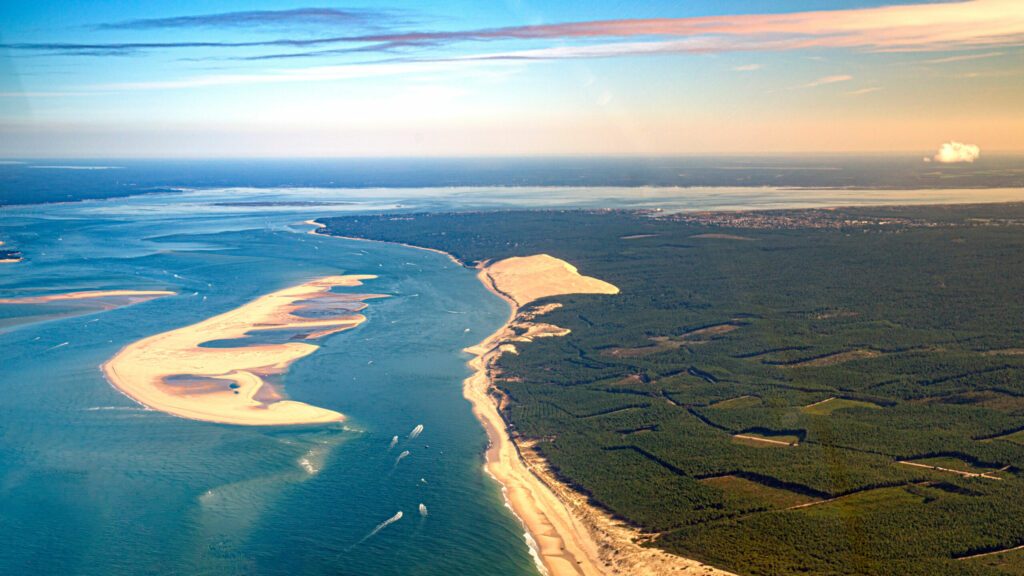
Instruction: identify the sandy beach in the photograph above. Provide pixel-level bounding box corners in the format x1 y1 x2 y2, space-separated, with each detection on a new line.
102 275 384 426
465 254 733 576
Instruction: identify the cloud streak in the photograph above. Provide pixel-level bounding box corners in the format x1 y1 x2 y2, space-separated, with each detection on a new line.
4 0 1023 62
801 75 853 88
95 8 393 30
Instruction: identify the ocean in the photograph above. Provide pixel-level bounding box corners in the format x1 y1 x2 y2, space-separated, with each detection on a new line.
0 189 538 575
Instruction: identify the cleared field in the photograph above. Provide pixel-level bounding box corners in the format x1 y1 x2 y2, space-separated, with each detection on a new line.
963 545 1024 574
775 348 881 368
702 475 818 509
801 397 883 416
710 395 761 409
732 433 800 447
899 457 1005 480
991 429 1024 446
797 486 924 520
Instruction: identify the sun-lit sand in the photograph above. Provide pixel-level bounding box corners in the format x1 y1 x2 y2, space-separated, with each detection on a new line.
481 254 619 307
465 254 732 576
102 275 384 426
0 290 175 304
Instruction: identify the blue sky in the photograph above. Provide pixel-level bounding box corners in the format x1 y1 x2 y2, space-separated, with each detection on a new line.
1 0 1021 157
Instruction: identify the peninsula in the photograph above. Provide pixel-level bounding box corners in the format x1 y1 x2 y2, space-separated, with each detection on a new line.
102 275 384 426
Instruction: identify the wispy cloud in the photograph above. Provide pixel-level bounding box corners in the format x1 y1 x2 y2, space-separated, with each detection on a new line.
924 51 1004 64
5 0 1024 61
847 86 882 95
95 8 394 30
800 75 853 88
86 60 477 91
733 64 762 72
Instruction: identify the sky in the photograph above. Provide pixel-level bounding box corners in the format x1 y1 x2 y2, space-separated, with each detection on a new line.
0 0 1022 157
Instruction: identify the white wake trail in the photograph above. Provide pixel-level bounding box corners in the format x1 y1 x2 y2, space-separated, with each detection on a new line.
408 424 424 440
352 511 403 547
395 450 410 466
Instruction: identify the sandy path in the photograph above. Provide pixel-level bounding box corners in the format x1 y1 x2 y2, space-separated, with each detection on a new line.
897 460 1003 480
733 434 798 447
102 275 384 426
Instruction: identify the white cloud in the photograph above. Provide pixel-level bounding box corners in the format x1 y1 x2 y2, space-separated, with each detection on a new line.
932 141 981 163
733 64 761 72
799 74 853 88
925 51 1003 64
847 86 882 96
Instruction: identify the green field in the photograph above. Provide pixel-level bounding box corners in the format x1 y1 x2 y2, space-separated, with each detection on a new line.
320 204 1024 575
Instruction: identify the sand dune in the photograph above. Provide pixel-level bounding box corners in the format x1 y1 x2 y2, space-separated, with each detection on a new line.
102 275 384 426
482 254 619 307
466 254 732 576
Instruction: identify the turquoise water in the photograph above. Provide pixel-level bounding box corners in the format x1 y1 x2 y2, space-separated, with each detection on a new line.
0 193 539 575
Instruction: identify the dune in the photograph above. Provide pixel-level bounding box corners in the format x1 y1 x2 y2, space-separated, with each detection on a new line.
480 254 618 307
102 275 384 426
465 254 731 576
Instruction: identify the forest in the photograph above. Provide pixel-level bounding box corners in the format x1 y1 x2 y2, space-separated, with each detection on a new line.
319 203 1024 575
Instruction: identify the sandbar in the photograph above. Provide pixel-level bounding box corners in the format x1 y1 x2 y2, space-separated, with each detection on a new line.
102 275 383 426
0 290 175 304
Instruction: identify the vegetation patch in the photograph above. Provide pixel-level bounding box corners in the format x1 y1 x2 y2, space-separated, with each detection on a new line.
709 395 761 409
732 432 801 447
702 474 819 509
801 397 883 416
770 348 882 368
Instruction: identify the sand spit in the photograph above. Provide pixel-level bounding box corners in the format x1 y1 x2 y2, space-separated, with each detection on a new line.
466 254 733 576
102 275 383 426
0 290 175 304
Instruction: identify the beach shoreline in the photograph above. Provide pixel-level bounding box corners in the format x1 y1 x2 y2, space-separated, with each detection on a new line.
310 222 728 575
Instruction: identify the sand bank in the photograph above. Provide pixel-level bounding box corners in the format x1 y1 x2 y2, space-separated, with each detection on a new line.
466 254 732 576
102 275 384 426
0 290 175 304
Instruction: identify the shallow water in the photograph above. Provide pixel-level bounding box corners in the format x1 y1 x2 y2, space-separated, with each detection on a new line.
0 193 538 575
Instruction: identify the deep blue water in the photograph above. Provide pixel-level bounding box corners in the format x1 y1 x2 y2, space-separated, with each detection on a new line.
0 192 539 575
